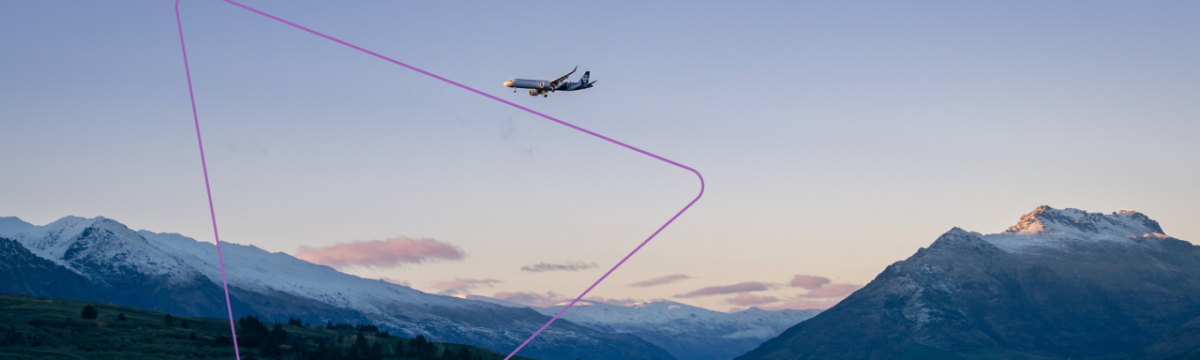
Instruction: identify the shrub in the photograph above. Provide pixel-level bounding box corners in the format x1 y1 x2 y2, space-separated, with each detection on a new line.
81 305 98 319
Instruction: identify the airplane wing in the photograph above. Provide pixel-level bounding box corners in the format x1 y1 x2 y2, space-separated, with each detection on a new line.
547 66 577 89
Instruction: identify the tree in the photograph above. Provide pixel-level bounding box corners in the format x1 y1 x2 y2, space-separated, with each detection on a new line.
414 336 437 360
411 335 428 359
237 315 270 348
393 337 405 358
368 342 383 360
181 319 189 329
349 332 369 360
80 305 98 319
190 332 198 340
164 314 174 326
117 313 126 321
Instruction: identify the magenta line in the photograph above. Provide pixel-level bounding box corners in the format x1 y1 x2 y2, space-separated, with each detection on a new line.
189 2 705 359
174 1 242 359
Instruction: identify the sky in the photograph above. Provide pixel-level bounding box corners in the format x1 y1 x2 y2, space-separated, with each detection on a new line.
2 1 1198 312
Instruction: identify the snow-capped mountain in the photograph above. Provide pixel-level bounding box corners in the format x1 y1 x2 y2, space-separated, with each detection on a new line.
1 215 675 360
532 300 820 360
460 293 821 360
738 206 1200 360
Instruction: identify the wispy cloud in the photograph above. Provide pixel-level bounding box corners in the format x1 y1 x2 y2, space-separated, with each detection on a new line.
675 282 779 298
584 296 644 307
295 236 464 269
788 275 831 290
431 278 501 295
491 291 569 307
760 297 843 311
628 274 692 288
379 277 411 287
800 283 862 298
520 261 598 273
725 293 780 306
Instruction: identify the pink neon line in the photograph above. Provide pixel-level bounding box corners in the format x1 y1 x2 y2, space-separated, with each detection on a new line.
187 2 705 359
174 1 242 359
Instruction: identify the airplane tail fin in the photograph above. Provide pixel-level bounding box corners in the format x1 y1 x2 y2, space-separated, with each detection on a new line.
581 71 590 84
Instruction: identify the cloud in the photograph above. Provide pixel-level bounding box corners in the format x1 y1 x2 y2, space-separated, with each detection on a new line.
431 278 501 295
520 261 598 273
628 274 692 288
379 277 411 287
788 275 831 289
491 291 569 307
725 293 780 307
295 236 464 269
760 298 844 311
584 296 644 307
800 283 862 299
675 282 779 298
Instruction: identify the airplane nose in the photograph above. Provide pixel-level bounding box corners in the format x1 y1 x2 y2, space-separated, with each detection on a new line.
503 80 514 87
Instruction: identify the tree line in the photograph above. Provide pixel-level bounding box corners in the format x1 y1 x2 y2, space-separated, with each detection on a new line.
73 304 493 360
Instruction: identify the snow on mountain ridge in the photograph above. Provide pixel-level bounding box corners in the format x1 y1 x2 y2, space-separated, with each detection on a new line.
984 206 1173 253
1004 205 1165 237
9 216 201 281
136 230 473 318
529 298 820 360
0 216 34 237
6 216 476 317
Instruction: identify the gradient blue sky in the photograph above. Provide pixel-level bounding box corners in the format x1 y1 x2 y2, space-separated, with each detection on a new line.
2 1 1198 311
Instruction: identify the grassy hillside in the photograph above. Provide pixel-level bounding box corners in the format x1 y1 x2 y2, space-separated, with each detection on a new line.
0 293 538 360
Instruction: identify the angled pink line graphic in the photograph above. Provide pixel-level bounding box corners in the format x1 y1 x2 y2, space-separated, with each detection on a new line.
175 1 704 359
174 1 242 359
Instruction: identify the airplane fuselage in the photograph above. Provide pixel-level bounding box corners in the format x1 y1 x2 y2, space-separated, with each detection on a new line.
503 68 594 97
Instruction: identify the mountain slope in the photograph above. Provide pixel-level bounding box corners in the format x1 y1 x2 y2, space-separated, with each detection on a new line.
5 216 676 360
737 206 1200 360
0 216 34 237
1124 315 1200 360
530 300 818 360
0 236 102 301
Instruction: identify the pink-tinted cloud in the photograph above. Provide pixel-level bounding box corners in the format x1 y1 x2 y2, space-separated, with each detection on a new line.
491 291 569 307
675 282 778 298
800 283 862 299
295 236 463 269
760 297 843 311
628 274 692 287
584 296 644 307
788 275 831 289
379 277 411 287
520 261 597 272
432 278 501 294
725 293 780 306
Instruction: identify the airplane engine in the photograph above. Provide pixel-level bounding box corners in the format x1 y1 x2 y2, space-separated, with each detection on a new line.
529 90 540 96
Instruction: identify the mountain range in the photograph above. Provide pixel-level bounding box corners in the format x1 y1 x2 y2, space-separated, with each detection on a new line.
0 215 819 360
736 206 1200 360
467 295 820 360
0 216 674 360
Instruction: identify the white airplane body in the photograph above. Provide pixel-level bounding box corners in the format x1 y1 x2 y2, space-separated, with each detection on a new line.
504 66 595 97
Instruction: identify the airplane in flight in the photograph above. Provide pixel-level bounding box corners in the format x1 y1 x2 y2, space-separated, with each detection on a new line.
503 67 595 97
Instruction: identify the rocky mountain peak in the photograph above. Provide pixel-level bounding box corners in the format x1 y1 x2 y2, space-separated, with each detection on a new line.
1003 205 1166 238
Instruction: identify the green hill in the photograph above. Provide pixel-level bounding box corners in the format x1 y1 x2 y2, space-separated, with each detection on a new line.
0 292 539 360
